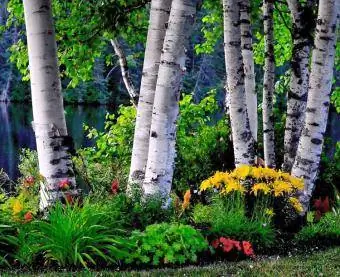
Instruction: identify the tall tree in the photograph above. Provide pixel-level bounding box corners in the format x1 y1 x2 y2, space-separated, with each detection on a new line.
240 0 257 144
128 0 173 190
291 0 338 213
262 0 275 168
143 0 197 197
23 0 78 210
282 0 315 172
223 0 255 166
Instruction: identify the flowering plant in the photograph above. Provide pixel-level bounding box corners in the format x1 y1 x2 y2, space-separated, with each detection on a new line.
211 237 255 259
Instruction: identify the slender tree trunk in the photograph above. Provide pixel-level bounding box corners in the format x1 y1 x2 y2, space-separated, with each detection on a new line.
291 0 338 213
262 0 276 168
110 38 138 106
240 0 257 143
143 0 197 198
23 0 78 210
128 0 172 190
223 0 255 166
282 0 314 172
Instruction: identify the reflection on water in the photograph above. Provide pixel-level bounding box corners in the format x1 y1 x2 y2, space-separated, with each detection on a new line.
0 103 108 180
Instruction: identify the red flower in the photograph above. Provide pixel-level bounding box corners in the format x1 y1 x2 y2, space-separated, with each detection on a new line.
314 197 330 214
23 176 35 187
211 239 220 249
65 193 74 205
59 179 70 191
242 241 255 257
220 237 234 253
111 179 119 195
233 240 242 251
24 211 33 222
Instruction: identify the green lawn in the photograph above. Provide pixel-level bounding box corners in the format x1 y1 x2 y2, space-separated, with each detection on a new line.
1 247 339 277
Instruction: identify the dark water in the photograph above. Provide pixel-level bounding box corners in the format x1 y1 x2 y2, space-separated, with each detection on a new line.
0 103 109 180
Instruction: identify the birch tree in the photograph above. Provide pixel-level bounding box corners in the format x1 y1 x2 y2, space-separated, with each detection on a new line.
23 0 78 210
282 0 314 172
291 0 338 213
262 0 275 168
223 0 255 166
240 0 257 143
143 0 197 197
128 0 172 190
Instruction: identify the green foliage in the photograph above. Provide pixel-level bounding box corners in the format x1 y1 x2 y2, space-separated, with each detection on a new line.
331 87 340 113
295 212 340 243
193 196 275 249
126 223 208 265
17 149 39 181
0 215 18 266
318 142 340 190
21 201 129 268
175 91 230 192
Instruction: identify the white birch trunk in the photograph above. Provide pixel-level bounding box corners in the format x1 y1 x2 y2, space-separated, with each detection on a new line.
282 0 313 172
110 38 138 106
240 0 257 143
128 0 173 190
143 0 197 198
291 0 338 213
262 0 276 168
23 0 78 210
223 0 255 166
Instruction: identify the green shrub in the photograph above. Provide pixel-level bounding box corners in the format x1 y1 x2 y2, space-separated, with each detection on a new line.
126 223 208 266
0 214 18 267
296 211 340 243
21 201 130 268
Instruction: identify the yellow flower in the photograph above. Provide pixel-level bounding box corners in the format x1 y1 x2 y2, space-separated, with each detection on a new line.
182 190 191 210
261 167 277 179
265 208 275 217
251 183 271 196
272 180 293 197
289 197 303 213
200 179 212 191
12 199 23 215
251 167 263 179
211 171 226 185
231 165 251 179
279 172 292 182
290 176 304 190
224 179 246 194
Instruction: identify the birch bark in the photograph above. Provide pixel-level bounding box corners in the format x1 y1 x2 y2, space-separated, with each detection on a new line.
223 0 255 166
240 0 257 143
143 0 197 197
128 0 173 190
291 0 338 213
282 0 314 172
23 0 78 210
262 0 276 168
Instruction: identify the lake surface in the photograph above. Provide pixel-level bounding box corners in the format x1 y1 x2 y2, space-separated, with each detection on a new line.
0 103 110 180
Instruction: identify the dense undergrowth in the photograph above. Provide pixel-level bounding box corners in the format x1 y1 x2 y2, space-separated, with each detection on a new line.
0 94 339 271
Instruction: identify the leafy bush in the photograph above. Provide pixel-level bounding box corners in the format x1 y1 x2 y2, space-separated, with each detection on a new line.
0 215 18 266
126 223 208 266
21 201 130 268
295 212 340 243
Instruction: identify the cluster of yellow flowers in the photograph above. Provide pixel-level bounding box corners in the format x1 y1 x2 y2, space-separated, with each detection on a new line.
200 165 304 212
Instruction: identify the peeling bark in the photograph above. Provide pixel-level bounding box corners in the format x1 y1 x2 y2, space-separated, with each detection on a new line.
110 38 138 106
240 0 257 143
291 0 339 213
262 0 276 168
282 0 315 172
128 0 173 190
143 0 197 198
23 0 79 210
223 0 255 166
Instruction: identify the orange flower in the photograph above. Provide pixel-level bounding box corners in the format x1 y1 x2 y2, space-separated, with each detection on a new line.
182 190 191 210
24 211 33 223
242 241 255 257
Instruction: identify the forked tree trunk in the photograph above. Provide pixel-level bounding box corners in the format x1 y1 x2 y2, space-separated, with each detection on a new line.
223 0 255 166
240 0 257 143
128 0 172 190
291 0 338 213
23 0 78 210
262 0 275 168
143 0 197 198
282 0 314 172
